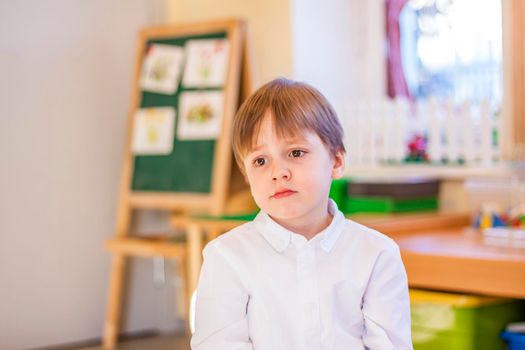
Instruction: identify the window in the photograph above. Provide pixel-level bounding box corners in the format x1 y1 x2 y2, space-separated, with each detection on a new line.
391 0 524 160
400 0 502 106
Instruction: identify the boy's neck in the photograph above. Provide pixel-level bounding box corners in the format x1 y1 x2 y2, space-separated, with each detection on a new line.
271 206 333 241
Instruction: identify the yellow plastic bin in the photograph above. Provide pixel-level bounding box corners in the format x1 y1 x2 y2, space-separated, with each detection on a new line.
410 289 525 350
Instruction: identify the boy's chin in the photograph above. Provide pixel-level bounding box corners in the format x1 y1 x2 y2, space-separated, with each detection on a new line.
265 207 303 222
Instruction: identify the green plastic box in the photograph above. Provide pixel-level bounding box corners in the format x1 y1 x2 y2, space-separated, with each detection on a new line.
329 178 439 214
329 178 350 210
345 196 438 214
410 289 525 350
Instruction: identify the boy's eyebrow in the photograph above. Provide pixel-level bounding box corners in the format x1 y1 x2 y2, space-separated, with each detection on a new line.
245 143 266 155
282 136 308 143
249 144 264 152
245 133 313 156
249 137 308 151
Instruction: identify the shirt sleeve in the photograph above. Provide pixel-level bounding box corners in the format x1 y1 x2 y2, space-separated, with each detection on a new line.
190 241 254 350
361 242 413 350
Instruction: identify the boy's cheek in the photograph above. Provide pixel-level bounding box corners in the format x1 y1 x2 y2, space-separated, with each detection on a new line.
248 187 266 211
245 172 262 196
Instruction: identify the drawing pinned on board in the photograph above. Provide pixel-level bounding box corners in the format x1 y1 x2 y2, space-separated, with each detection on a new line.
140 44 184 94
182 39 229 87
132 107 176 155
177 91 224 140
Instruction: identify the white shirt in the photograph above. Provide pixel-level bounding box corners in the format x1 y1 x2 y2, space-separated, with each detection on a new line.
191 200 413 350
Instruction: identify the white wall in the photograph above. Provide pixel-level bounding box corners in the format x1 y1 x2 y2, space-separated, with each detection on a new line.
291 0 387 112
166 0 387 112
0 1 182 348
2 0 486 348
167 0 294 86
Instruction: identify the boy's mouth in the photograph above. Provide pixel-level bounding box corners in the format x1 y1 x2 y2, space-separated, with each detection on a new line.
272 189 297 199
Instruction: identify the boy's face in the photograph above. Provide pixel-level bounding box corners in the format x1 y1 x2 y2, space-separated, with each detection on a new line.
242 114 345 230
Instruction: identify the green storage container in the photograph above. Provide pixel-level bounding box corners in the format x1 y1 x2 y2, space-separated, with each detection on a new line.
345 196 438 214
410 289 525 350
329 178 350 211
347 178 440 200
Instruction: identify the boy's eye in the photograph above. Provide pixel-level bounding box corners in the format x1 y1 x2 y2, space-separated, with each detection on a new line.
289 149 305 158
253 158 266 167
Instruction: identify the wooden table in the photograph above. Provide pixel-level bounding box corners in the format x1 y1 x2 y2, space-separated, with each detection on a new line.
394 228 525 298
168 211 525 300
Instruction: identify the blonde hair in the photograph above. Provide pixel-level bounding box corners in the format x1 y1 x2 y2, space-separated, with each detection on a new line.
232 78 345 171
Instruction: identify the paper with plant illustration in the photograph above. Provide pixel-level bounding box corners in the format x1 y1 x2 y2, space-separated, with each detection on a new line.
177 91 224 140
140 44 184 94
182 39 229 88
132 107 176 155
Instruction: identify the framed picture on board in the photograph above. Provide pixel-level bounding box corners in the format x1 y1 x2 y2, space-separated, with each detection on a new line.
182 39 229 88
140 44 184 94
177 91 224 140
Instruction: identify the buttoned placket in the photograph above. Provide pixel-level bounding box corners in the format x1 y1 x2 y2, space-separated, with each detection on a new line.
295 238 322 350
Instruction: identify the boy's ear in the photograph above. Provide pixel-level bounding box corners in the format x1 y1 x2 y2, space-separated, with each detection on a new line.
331 149 345 179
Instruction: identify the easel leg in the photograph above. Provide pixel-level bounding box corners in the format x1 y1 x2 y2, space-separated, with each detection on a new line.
208 228 223 242
103 253 126 349
174 256 189 322
187 223 203 302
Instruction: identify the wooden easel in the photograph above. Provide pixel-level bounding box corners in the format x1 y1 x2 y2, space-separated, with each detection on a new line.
103 18 257 349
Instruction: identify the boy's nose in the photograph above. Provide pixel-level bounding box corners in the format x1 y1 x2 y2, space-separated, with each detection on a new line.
271 166 291 181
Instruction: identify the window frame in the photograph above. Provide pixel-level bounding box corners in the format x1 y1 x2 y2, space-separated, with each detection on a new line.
503 0 525 160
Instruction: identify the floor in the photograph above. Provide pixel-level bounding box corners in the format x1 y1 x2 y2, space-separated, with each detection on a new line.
77 334 191 350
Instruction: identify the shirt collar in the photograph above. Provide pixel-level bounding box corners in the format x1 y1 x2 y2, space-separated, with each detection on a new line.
254 199 345 253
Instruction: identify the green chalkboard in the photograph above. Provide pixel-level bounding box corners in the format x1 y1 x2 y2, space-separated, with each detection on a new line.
121 20 247 214
131 32 227 193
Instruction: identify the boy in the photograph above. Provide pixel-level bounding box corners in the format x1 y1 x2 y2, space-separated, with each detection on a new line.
191 78 413 350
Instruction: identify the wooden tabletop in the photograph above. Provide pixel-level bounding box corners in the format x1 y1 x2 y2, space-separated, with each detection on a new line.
170 211 525 299
170 211 472 236
392 227 525 298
